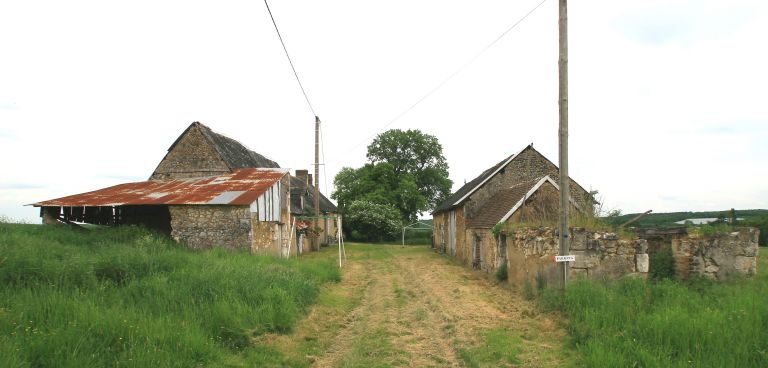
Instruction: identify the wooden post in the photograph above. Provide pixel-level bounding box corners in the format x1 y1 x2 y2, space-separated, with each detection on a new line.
314 116 321 251
558 0 570 288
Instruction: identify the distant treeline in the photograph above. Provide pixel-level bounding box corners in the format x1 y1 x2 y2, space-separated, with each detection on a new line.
604 209 768 245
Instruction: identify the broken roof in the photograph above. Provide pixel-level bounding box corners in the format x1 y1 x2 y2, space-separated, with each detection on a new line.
32 168 287 207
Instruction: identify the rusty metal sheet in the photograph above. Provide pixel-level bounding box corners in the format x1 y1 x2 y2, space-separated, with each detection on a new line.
32 168 287 207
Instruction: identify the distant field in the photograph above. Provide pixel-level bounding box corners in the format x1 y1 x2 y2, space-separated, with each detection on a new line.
539 251 768 367
0 224 340 367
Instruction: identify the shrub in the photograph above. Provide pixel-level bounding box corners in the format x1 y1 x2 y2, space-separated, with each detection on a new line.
343 200 402 242
495 262 508 282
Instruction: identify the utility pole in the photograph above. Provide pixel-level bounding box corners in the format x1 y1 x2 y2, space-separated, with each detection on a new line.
313 116 321 251
558 0 570 288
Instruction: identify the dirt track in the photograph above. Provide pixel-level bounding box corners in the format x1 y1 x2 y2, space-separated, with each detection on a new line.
264 245 569 367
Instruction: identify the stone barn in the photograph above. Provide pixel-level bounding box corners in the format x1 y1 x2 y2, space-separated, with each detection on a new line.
31 121 338 255
432 145 592 272
33 168 294 255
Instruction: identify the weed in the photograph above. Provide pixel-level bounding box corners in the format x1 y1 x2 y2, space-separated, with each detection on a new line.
495 262 508 282
522 278 535 300
648 244 676 280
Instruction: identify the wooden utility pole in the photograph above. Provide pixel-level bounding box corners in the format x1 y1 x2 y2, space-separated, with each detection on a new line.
558 0 570 288
313 116 321 251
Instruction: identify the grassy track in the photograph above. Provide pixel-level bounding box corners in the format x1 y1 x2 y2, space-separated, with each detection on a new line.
0 224 340 367
540 250 768 367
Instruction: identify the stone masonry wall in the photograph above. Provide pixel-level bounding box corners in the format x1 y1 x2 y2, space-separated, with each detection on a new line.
169 205 251 250
151 124 230 180
506 227 649 286
672 228 759 280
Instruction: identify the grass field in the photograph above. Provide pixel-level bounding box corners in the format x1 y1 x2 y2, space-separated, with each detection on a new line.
539 251 768 367
0 223 340 367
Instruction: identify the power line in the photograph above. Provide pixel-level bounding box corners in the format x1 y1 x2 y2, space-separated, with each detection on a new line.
338 0 549 157
263 0 316 116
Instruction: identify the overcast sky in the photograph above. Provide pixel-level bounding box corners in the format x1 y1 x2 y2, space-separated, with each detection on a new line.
1 0 766 223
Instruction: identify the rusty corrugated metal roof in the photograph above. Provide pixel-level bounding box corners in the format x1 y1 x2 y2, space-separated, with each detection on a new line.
32 168 287 207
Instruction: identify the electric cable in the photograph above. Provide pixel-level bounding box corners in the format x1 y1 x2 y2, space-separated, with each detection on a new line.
263 0 316 116
337 0 549 157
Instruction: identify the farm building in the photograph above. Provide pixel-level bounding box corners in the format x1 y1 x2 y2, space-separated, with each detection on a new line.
149 122 338 247
432 145 593 272
34 168 293 254
33 121 338 254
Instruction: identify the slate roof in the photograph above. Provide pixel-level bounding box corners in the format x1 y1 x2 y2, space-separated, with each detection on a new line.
290 176 338 214
167 122 280 169
33 168 287 207
466 179 541 228
432 151 519 213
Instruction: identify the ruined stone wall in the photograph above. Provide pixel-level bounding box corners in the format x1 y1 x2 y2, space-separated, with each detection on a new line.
463 148 591 222
151 125 230 180
506 227 649 286
169 205 251 250
672 228 759 280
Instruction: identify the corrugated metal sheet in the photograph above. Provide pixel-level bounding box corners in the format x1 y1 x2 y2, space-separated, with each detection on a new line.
32 168 287 207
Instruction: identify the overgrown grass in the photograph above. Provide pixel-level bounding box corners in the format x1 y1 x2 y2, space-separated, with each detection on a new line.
539 253 768 367
0 223 340 367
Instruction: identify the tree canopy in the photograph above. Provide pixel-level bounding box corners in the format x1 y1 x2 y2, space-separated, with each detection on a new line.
332 129 452 231
366 129 452 209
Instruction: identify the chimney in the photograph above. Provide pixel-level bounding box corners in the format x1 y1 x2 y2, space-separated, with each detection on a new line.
307 174 313 187
296 169 308 186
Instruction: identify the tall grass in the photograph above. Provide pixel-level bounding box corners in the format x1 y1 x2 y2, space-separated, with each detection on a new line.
539 254 768 367
0 223 340 367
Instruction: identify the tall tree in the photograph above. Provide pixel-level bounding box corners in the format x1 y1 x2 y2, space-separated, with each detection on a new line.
332 162 425 223
366 129 452 209
332 129 452 226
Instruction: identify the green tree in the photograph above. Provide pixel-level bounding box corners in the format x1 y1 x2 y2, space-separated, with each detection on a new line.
366 129 452 210
343 200 402 242
332 163 425 223
333 129 451 224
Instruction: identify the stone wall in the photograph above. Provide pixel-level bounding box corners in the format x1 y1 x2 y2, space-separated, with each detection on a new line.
672 228 759 280
169 205 251 250
151 124 230 180
506 227 649 285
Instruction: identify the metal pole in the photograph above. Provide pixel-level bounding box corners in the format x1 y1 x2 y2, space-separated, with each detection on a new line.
558 0 570 288
314 116 321 251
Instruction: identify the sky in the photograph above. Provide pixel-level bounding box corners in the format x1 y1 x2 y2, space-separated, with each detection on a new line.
1 0 767 223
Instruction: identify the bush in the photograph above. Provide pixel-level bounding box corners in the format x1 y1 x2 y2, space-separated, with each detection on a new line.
343 200 402 242
495 262 508 282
